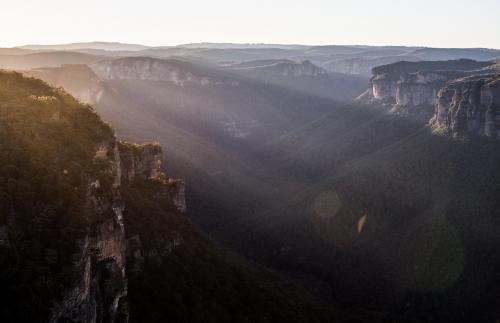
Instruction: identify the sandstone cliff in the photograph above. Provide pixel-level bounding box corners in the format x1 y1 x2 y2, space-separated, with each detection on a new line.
50 137 186 323
118 142 163 182
359 59 498 123
0 71 187 322
365 60 490 106
431 74 500 139
118 141 187 213
91 57 239 86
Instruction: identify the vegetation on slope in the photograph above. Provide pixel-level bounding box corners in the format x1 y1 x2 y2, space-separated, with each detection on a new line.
227 109 500 323
0 71 348 323
0 71 115 321
121 180 340 323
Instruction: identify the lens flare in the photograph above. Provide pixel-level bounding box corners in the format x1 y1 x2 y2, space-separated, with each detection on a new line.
357 214 367 234
313 190 342 219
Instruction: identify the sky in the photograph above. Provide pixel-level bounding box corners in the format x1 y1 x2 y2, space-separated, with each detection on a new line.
1 0 499 49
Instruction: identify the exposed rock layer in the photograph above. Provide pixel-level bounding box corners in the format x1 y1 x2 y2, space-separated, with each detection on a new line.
51 138 186 323
118 142 163 182
432 74 500 139
91 57 238 86
360 59 500 139
367 60 490 106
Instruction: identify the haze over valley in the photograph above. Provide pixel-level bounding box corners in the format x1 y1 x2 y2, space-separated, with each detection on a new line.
1 1 500 322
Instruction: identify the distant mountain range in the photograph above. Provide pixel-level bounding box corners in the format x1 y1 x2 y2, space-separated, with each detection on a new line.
2 41 500 322
3 42 500 76
20 41 151 51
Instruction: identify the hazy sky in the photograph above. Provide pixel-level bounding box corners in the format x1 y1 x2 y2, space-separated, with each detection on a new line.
1 0 499 48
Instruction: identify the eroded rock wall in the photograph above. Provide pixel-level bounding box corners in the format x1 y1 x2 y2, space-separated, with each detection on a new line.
51 139 128 323
432 75 500 139
118 141 187 213
91 57 238 87
118 142 163 182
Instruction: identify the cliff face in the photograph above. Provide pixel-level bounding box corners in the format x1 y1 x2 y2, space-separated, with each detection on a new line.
51 139 128 323
365 60 493 105
91 57 239 87
360 59 500 141
0 71 187 323
118 141 187 213
51 139 187 323
371 71 451 106
432 74 500 139
118 142 163 182
368 69 470 107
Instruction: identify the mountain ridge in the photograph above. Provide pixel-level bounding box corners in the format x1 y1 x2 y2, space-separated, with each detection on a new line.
0 71 350 323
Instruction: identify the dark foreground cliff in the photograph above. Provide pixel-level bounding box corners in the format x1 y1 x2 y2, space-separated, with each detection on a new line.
0 71 346 323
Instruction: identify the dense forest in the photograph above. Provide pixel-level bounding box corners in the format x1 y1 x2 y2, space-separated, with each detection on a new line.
0 71 359 323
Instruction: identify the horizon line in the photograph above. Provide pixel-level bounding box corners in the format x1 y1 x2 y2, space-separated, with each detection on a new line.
3 41 500 51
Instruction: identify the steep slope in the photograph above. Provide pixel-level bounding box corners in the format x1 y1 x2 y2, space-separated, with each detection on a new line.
0 71 128 322
0 71 347 323
356 59 498 122
432 74 500 139
363 60 493 106
214 61 500 321
224 106 500 323
30 58 341 232
22 55 500 322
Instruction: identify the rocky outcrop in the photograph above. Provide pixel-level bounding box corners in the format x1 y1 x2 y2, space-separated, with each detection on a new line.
0 70 192 323
431 74 500 139
51 139 128 323
118 142 163 182
369 71 453 106
359 59 500 140
118 141 187 213
51 138 186 323
91 57 238 87
366 60 491 106
359 59 498 122
155 179 187 213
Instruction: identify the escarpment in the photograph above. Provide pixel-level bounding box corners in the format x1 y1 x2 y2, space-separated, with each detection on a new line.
359 59 500 136
118 141 187 213
91 57 239 86
51 139 128 323
362 60 491 110
118 142 163 182
431 74 500 139
0 71 185 323
369 70 463 107
52 139 187 323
